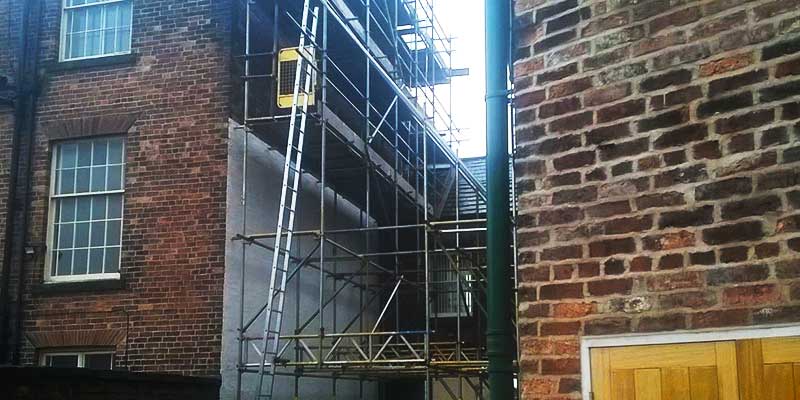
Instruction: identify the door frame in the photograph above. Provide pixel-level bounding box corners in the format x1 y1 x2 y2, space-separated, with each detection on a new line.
580 323 800 399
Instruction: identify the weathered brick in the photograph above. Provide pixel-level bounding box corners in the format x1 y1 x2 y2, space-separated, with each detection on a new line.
585 122 631 145
777 214 800 233
755 242 780 259
540 282 584 300
692 309 749 329
652 43 711 70
693 140 722 160
715 109 774 134
643 230 696 251
721 195 781 220
549 111 594 132
691 10 747 40
727 133 756 154
589 238 636 257
654 164 708 188
635 192 685 210
598 138 649 161
541 321 581 336
548 77 593 99
541 245 584 261
597 99 645 123
553 302 596 318
640 69 692 93
638 314 687 332
638 109 689 133
599 215 652 235
534 134 582 155
760 127 789 148
553 151 596 171
546 172 582 188
695 177 752 201
632 31 685 57
539 97 581 118
582 12 629 37
720 246 749 263
757 169 800 190
763 36 800 60
658 254 684 270
708 69 768 97
583 47 630 71
707 264 769 286
659 291 717 309
754 0 798 21
697 92 753 118
534 30 577 53
541 358 580 375
537 63 579 84
514 89 547 108
760 80 800 103
584 82 631 106
587 200 631 218
699 52 753 77
690 251 716 265
546 9 583 34
776 57 800 78
595 26 645 52
653 86 703 110
534 0 580 24
552 186 598 205
584 317 631 334
650 6 701 33
647 271 703 292
703 221 764 245
538 207 584 226
654 123 707 149
753 305 800 324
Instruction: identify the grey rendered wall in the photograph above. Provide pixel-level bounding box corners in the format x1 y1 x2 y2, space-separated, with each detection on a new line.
222 122 379 399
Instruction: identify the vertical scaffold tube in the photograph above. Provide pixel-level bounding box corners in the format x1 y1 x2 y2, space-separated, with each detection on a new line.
484 0 515 399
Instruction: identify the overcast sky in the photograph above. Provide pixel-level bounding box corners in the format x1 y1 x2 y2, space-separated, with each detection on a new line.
434 0 487 158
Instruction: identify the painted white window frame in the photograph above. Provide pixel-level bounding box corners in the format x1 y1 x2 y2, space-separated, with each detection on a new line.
580 323 800 399
40 349 114 369
59 0 133 62
44 136 125 283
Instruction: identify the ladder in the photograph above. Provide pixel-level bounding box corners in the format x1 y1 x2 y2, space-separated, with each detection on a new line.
254 2 319 399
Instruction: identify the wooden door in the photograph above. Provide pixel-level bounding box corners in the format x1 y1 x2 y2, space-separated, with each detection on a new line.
737 337 800 400
590 336 800 400
590 341 740 400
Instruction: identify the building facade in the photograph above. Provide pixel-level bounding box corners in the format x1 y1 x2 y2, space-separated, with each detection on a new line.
0 1 491 399
514 0 800 398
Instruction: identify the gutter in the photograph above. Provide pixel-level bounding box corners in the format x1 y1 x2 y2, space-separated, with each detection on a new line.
0 0 43 364
484 0 515 399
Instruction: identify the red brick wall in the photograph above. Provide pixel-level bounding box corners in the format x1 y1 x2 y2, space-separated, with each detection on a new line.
513 0 800 397
7 0 231 375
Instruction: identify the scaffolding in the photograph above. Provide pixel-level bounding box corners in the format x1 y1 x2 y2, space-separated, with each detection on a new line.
232 0 518 398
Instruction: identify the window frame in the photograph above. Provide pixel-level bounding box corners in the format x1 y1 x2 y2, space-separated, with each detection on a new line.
59 0 133 62
40 349 115 369
44 136 125 283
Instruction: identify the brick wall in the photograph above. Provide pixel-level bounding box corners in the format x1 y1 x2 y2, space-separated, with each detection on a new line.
6 0 232 375
513 0 800 397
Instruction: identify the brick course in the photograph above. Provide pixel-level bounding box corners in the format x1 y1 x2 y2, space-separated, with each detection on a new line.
514 0 800 397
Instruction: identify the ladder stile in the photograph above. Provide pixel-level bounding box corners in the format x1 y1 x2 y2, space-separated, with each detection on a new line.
254 2 320 399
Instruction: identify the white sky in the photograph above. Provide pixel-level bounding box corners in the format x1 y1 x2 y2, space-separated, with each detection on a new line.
434 0 487 158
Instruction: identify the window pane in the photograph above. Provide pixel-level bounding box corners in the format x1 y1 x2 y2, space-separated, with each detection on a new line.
107 220 121 246
76 168 91 192
91 166 106 191
60 198 76 222
70 33 86 59
76 197 91 221
73 9 87 32
75 222 90 247
107 165 122 190
119 2 132 26
103 28 117 54
108 139 124 164
47 354 79 368
118 27 131 52
77 142 92 167
86 30 102 57
51 251 61 276
89 248 105 273
105 4 118 28
73 249 89 274
85 353 113 370
108 194 122 218
59 169 75 194
92 197 106 219
104 247 120 273
90 221 105 247
60 144 77 169
87 6 102 30
58 224 74 249
57 251 73 275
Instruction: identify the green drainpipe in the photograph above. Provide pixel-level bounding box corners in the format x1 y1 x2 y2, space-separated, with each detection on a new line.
484 0 515 399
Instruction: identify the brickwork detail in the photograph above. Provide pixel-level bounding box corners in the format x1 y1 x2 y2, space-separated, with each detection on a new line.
514 0 800 397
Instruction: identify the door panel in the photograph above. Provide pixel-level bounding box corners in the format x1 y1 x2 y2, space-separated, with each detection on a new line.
591 342 738 400
591 336 800 400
